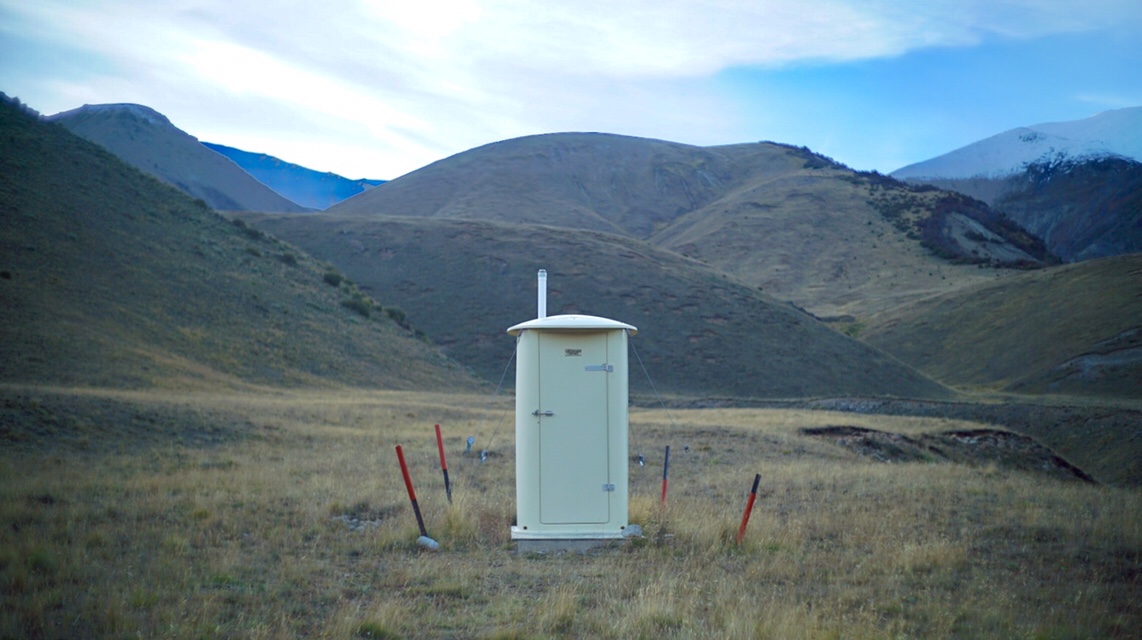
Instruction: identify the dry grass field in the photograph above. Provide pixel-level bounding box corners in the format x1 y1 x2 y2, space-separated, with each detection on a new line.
2 387 1138 639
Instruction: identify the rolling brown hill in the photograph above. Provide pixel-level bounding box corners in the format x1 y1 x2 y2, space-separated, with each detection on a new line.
329 132 1048 318
648 152 1051 318
0 96 478 391
860 254 1142 397
238 211 953 400
47 103 309 213
329 132 735 237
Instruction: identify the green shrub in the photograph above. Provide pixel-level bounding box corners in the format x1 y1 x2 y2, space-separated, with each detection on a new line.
323 271 343 287
342 295 372 318
231 217 266 240
355 621 400 639
385 306 409 328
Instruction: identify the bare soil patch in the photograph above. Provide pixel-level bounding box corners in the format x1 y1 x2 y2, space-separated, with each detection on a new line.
805 397 1142 487
799 425 1096 483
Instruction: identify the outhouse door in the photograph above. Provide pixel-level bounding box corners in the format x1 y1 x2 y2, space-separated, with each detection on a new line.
535 330 612 524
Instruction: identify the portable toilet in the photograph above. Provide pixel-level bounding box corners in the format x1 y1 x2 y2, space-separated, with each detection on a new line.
508 270 637 551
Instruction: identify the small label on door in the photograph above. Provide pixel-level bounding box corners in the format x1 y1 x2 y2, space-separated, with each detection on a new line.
564 348 582 356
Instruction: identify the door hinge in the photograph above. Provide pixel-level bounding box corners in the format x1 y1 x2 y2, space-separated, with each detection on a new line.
602 483 615 492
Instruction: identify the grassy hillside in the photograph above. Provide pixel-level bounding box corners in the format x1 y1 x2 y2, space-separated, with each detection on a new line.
651 149 1048 318
0 97 478 391
860 254 1142 397
327 132 736 237
47 104 309 213
239 212 951 400
329 133 1046 318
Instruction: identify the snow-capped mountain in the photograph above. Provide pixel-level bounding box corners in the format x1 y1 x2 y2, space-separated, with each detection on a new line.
891 107 1142 263
892 107 1142 180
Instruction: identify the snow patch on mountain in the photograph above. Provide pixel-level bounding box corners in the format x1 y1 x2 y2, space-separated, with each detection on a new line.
892 107 1142 180
49 103 172 128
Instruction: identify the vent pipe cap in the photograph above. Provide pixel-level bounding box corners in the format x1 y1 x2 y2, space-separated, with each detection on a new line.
537 269 547 319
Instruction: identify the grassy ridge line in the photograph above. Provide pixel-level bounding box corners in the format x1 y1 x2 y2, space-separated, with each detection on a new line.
328 133 1038 319
653 165 1036 318
0 97 479 392
325 132 735 237
239 212 953 400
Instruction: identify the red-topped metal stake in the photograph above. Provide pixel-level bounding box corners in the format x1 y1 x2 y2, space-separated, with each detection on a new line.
434 424 452 504
736 473 761 544
395 444 438 550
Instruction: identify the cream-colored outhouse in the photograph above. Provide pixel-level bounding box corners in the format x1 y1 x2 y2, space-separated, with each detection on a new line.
508 271 637 549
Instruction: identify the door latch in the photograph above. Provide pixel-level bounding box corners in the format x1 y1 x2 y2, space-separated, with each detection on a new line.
532 409 554 417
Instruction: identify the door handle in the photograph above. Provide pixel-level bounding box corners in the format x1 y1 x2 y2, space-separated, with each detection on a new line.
532 410 554 417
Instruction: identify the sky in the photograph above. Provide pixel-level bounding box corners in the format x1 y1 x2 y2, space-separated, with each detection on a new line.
2 1 1141 180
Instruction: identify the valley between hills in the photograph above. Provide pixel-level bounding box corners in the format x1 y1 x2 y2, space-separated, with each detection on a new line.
5 95 1140 482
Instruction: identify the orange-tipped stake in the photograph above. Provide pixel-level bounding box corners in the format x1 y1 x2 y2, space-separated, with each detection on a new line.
395 444 439 550
736 473 761 545
434 424 452 504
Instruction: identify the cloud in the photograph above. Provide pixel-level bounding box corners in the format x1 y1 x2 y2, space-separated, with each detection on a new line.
352 0 1140 76
2 0 1139 177
1075 93 1142 110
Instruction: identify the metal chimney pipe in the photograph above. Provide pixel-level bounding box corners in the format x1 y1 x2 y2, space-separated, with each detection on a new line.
537 269 547 319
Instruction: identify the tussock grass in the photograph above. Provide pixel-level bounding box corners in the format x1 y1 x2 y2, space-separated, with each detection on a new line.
1 388 1139 638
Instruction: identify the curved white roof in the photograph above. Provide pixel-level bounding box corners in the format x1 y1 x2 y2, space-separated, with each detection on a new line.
507 314 637 336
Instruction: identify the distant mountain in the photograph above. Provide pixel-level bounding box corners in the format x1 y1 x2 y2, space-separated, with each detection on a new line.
327 132 1049 319
991 156 1142 261
892 107 1142 180
892 108 1142 262
47 104 308 213
202 142 384 210
861 254 1142 399
239 212 953 400
0 96 478 391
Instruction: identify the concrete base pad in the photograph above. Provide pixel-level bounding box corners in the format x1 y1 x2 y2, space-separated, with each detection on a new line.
515 537 624 554
513 525 643 554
